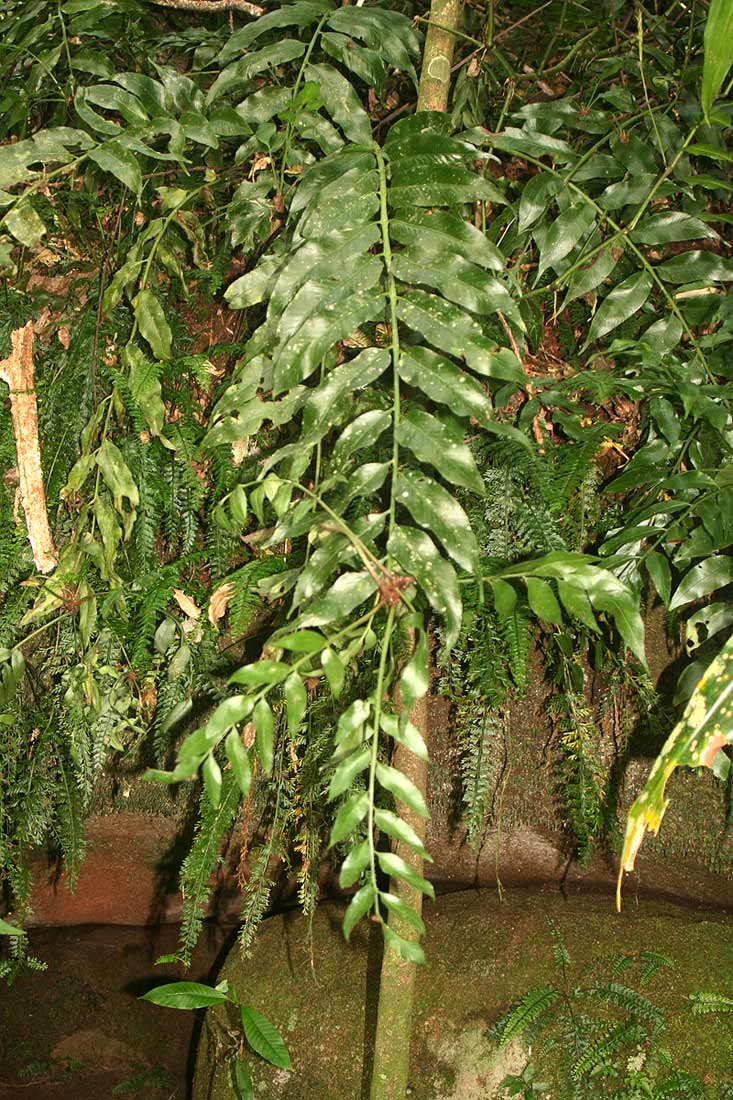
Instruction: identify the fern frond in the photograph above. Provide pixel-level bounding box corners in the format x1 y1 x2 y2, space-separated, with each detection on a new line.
571 1020 639 1081
689 992 733 1015
497 987 561 1047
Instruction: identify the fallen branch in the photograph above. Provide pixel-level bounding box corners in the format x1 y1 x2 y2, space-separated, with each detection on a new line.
150 0 264 15
0 323 57 574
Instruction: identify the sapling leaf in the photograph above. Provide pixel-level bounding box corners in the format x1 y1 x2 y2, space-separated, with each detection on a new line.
342 883 375 940
375 762 429 819
240 1005 292 1070
140 981 229 1009
338 838 370 888
254 698 275 776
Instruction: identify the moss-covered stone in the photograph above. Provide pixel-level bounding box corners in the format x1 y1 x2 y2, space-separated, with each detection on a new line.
193 890 733 1100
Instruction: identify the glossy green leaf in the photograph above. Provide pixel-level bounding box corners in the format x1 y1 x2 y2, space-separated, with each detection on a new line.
631 211 718 245
240 1005 292 1070
133 289 172 360
321 647 345 697
491 577 517 616
389 163 505 208
219 1 327 61
395 470 478 571
305 63 372 144
225 730 252 797
390 209 504 271
375 761 429 819
274 630 325 653
654 250 733 285
526 576 562 625
88 139 142 196
332 410 391 467
299 571 378 628
380 894 426 939
327 7 421 84
396 407 484 495
342 883 375 940
374 808 430 860
377 850 435 898
329 747 371 801
702 0 733 121
392 249 521 322
399 629 428 715
397 290 524 383
382 923 425 965
645 552 672 606
96 439 139 513
254 698 275 776
141 982 229 1010
230 660 290 686
387 525 462 650
585 272 653 345
5 203 46 247
321 32 387 95
300 348 389 442
330 791 370 846
208 40 307 102
518 172 563 232
0 917 25 936
232 1059 254 1100
284 671 307 735
563 247 618 307
202 753 222 807
537 203 596 278
670 556 733 610
338 837 370 888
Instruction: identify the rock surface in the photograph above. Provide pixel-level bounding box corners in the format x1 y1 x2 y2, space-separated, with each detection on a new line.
193 889 733 1100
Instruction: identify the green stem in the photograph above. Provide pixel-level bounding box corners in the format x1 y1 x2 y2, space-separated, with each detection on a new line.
367 606 396 914
277 15 328 198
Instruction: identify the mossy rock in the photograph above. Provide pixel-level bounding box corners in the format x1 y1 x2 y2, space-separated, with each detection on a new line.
193 890 733 1100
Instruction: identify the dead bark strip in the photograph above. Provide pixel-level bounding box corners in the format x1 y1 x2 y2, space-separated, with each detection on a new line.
0 323 58 574
150 0 264 15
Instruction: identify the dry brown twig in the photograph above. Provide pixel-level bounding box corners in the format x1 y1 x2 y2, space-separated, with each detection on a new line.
0 323 57 574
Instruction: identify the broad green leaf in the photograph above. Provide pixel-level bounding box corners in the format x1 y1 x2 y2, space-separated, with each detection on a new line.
342 883 375 940
330 791 370 846
526 576 562 625
268 225 381 319
97 439 139 513
230 660 290 686
133 289 172 360
299 571 378 628
619 632 733 908
375 761 429 819
332 410 391 467
232 1059 254 1100
556 578 598 631
204 696 254 739
254 698 275 776
380 893 426 938
399 629 428 715
284 671 307 735
377 850 435 898
490 127 577 164
274 630 325 653
321 647 345 696
300 348 389 442
631 211 718 245
391 249 521 323
305 63 372 144
395 470 478 571
338 837 370 887
490 577 517 616
396 290 524 383
240 1006 292 1070
702 0 733 121
88 139 142 196
218 1 328 61
329 747 371 801
382 923 425 965
562 247 618 307
396 407 484 495
321 32 387 94
203 753 222 807
225 730 252 797
327 7 421 84
670 556 733 609
140 982 229 1010
646 552 672 606
208 40 307 102
380 712 428 761
654 250 733 285
387 525 462 650
5 203 46 247
375 808 430 860
537 203 596 278
390 209 504 271
518 172 563 232
335 698 371 747
389 163 505 208
585 272 652 345
0 917 25 936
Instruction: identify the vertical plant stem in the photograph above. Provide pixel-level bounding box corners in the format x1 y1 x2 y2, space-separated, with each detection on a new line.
369 2 463 1096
